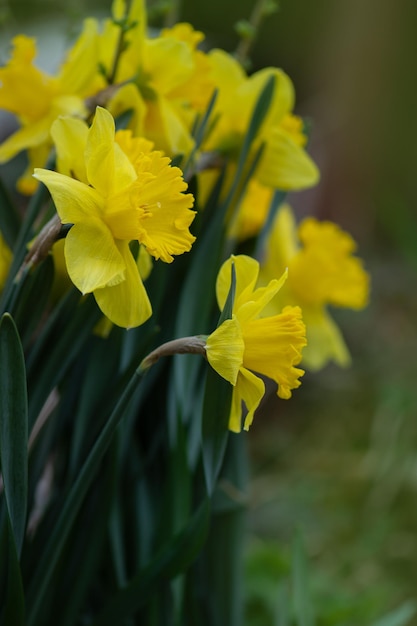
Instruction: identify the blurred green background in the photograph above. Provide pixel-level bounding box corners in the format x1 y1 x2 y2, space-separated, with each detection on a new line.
2 0 417 622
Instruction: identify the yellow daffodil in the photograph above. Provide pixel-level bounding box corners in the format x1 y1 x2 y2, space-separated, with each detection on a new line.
259 204 370 370
0 25 103 193
94 0 214 157
33 106 196 329
206 255 306 432
202 49 319 192
0 232 12 292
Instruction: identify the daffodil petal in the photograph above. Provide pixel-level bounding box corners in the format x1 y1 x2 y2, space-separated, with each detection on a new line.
242 305 306 400
205 316 244 385
263 204 299 278
145 37 194 94
33 168 103 223
301 307 351 371
64 219 125 294
85 106 116 195
85 106 136 195
108 82 147 138
93 240 152 328
245 67 294 129
258 127 319 191
51 116 89 183
127 150 195 262
230 368 265 432
292 218 370 309
58 17 103 96
0 117 50 162
145 95 195 156
237 270 287 323
216 255 259 312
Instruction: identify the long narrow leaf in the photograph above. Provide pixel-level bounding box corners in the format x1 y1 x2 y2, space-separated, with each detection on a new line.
92 498 210 626
26 368 145 626
1 518 25 626
202 262 236 494
0 159 53 314
0 313 28 558
0 176 20 248
292 530 315 626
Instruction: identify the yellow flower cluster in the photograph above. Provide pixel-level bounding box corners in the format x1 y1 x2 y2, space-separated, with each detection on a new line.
0 0 370 431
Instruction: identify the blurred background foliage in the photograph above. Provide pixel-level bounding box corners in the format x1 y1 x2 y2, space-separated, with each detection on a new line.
2 0 417 623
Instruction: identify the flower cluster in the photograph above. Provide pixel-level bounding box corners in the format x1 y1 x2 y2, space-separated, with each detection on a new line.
0 0 369 432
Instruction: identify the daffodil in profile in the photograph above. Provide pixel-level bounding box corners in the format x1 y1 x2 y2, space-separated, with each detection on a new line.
34 106 196 328
259 204 370 370
201 49 319 193
206 255 306 432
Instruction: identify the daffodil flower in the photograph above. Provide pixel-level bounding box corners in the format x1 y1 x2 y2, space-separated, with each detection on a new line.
259 204 370 370
202 49 319 192
206 255 306 432
0 25 103 193
34 106 196 329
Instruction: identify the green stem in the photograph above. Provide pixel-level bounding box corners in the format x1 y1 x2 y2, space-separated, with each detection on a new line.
235 0 275 67
108 0 133 84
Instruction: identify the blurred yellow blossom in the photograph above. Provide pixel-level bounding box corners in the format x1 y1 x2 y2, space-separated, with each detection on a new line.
34 106 195 328
202 49 319 192
96 0 214 156
259 204 370 370
206 255 306 432
228 178 274 241
0 26 102 193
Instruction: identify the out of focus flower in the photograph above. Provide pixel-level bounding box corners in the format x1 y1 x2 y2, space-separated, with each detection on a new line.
227 178 273 241
97 0 215 156
34 106 195 328
0 26 102 193
259 204 370 370
206 255 306 432
201 49 318 190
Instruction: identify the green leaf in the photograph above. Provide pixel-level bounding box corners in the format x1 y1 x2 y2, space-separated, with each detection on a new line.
254 189 287 259
57 452 117 626
26 292 102 430
0 176 20 248
182 88 218 177
292 531 315 626
199 435 247 625
11 255 54 347
26 368 144 626
0 313 28 558
1 517 25 626
0 156 54 315
92 499 210 625
370 602 416 626
201 367 233 495
222 72 275 212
